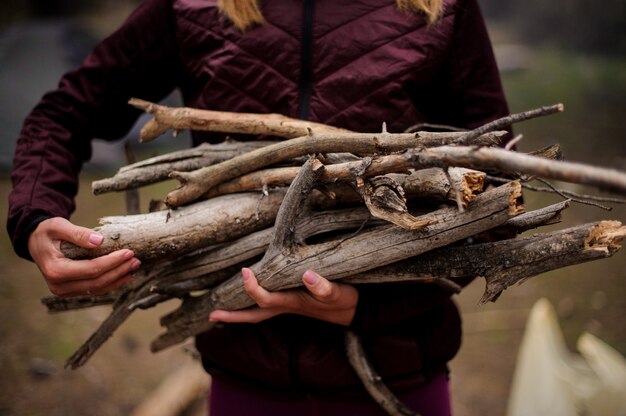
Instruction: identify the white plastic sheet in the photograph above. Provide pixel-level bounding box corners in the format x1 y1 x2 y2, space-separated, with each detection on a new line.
507 298 626 416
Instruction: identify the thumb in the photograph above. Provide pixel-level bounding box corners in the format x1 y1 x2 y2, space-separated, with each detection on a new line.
51 218 104 249
302 270 335 301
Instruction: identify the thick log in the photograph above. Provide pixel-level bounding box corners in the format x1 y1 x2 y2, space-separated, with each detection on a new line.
129 98 349 142
151 179 523 351
345 221 625 304
61 190 287 261
479 220 626 303
92 141 277 194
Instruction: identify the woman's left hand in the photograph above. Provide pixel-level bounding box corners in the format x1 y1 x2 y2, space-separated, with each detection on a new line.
209 268 358 326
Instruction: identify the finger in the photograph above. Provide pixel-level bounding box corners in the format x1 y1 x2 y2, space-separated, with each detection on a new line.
51 249 138 282
241 268 294 309
302 270 337 302
49 256 137 296
45 217 104 249
57 275 134 298
48 255 141 295
92 274 134 295
209 307 280 324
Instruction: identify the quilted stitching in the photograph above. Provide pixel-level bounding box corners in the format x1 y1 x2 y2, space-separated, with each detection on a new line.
177 13 299 85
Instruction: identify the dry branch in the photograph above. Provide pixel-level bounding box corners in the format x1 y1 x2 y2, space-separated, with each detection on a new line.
92 141 277 194
457 103 564 143
61 190 286 261
164 130 506 207
151 179 523 351
343 220 625 300
479 221 626 303
129 98 350 142
410 146 626 195
345 331 417 416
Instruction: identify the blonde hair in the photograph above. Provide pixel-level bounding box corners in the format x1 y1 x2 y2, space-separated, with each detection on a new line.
218 0 444 31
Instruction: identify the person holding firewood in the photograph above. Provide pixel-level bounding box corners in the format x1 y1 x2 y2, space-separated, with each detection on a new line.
8 0 510 414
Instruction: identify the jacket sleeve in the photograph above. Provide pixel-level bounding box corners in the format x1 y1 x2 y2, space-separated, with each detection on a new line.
351 0 510 333
7 0 181 260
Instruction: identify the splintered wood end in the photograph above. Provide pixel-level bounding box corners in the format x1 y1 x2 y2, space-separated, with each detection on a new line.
140 119 171 143
585 221 626 253
507 180 525 216
458 169 486 204
310 157 325 172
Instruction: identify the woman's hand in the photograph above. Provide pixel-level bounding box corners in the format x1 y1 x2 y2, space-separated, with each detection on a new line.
209 268 358 326
28 217 141 297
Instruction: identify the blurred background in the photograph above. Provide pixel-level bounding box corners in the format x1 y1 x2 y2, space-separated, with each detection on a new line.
0 1 624 415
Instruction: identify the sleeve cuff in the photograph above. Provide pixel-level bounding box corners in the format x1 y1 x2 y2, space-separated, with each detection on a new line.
14 214 52 261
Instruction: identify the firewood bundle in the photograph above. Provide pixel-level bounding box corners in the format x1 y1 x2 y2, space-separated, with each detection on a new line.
43 99 626 415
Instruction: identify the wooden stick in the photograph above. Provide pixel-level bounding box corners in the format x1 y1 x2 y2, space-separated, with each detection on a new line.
129 98 350 142
478 221 626 303
345 331 418 416
457 104 564 143
410 146 626 195
61 190 287 261
92 141 277 194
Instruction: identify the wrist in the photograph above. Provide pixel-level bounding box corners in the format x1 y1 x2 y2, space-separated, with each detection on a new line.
18 214 52 261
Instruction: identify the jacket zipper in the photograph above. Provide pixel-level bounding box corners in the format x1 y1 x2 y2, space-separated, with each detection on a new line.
298 0 315 120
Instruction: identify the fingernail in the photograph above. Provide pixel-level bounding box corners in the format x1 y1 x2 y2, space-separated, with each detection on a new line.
123 250 134 260
303 270 319 285
131 259 141 270
241 268 251 282
89 233 104 246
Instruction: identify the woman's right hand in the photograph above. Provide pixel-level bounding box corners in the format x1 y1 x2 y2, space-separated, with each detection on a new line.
28 217 141 297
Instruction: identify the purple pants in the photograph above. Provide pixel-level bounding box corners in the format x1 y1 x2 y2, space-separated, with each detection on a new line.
209 373 452 416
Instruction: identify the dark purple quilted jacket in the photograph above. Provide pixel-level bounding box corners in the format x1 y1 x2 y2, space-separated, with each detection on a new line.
8 0 509 397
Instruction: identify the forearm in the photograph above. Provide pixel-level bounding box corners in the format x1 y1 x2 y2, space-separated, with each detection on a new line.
6 0 180 260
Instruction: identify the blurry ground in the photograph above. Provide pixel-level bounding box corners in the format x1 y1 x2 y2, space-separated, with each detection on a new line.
1 5 625 416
